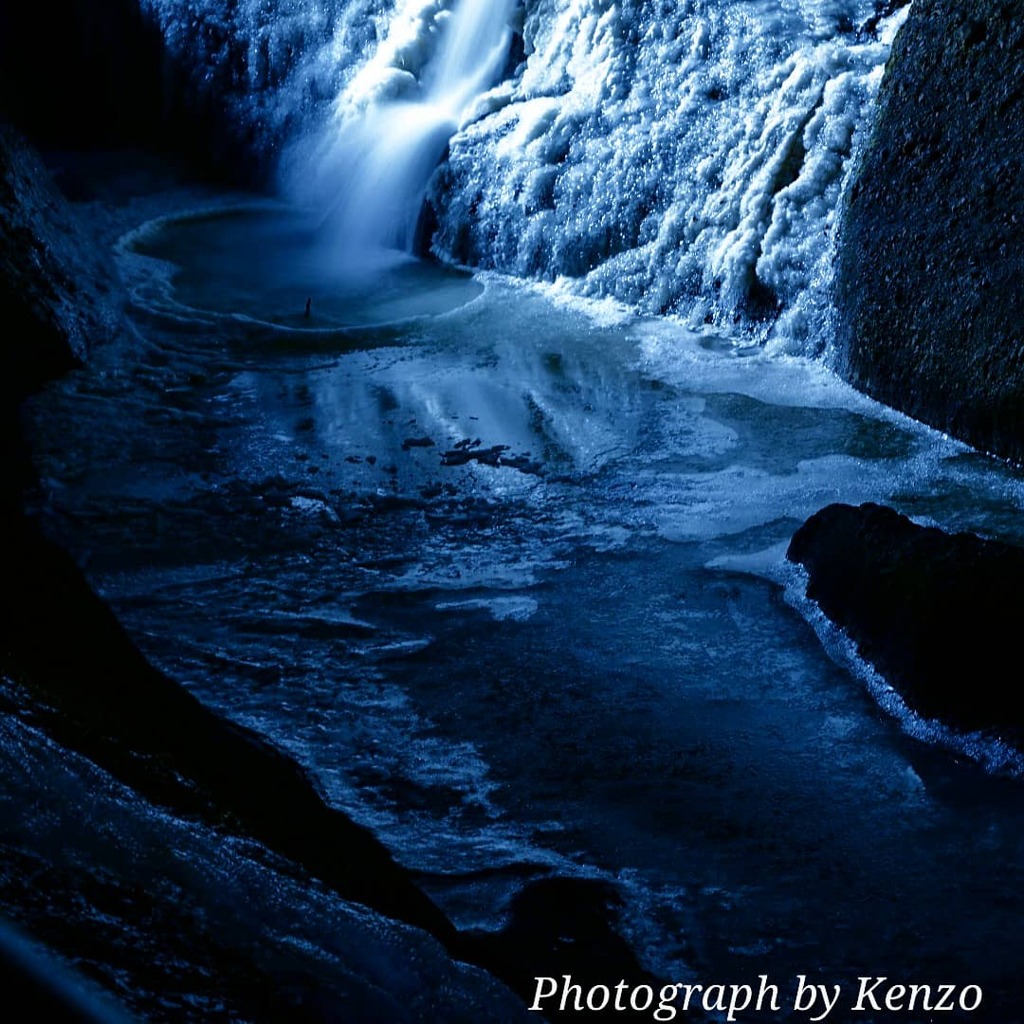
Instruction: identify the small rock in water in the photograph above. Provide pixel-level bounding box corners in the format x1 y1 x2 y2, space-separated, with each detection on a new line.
401 436 435 451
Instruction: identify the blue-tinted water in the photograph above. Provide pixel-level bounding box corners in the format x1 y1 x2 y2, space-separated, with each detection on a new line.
17 203 1024 1020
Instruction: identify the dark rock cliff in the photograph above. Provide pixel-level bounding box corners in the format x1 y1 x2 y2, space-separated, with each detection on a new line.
0 1 258 182
834 0 1024 462
0 126 123 400
0 0 166 150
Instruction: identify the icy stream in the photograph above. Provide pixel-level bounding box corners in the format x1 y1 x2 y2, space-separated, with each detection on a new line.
16 198 1024 1019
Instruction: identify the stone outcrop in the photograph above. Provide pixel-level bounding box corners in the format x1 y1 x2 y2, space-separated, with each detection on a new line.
2 503 459 943
788 502 1024 745
834 0 1024 462
0 125 123 399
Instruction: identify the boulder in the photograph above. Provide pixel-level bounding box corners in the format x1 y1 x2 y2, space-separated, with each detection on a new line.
788 502 1024 744
465 877 658 1021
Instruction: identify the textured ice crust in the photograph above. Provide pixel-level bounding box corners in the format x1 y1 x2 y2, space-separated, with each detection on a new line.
430 0 908 351
137 0 396 159
137 0 908 351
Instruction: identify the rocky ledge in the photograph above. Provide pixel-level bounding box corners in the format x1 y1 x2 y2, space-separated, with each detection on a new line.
0 125 124 399
834 0 1024 463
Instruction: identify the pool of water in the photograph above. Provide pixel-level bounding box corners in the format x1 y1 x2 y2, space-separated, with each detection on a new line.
128 204 485 328
20 202 1024 1020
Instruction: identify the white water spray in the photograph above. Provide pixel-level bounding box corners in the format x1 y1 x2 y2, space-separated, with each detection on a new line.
310 0 516 266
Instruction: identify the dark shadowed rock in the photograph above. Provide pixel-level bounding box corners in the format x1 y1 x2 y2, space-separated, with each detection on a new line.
464 877 670 1022
834 0 1024 463
0 2 250 182
0 0 165 150
0 126 123 399
788 502 1024 745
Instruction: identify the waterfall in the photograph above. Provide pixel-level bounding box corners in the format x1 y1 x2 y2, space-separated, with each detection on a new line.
308 0 517 266
140 0 910 350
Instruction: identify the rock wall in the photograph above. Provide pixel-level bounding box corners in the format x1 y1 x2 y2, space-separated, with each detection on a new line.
0 0 165 149
834 0 1024 462
0 126 123 401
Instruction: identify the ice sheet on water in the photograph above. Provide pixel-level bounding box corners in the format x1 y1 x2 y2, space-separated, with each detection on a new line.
435 595 540 622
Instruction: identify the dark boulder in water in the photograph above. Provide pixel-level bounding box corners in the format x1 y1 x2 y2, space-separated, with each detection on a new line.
464 877 661 1021
788 502 1024 746
834 0 1024 463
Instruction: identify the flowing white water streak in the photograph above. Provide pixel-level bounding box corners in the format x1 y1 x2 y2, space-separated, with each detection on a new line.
304 0 517 264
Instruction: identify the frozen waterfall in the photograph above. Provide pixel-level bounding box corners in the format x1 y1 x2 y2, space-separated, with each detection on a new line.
139 0 912 350
299 0 517 265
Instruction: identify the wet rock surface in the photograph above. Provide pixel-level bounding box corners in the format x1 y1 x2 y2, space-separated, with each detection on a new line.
834 0 1024 462
789 502 1024 745
0 126 123 399
2 502 458 945
465 877 666 1022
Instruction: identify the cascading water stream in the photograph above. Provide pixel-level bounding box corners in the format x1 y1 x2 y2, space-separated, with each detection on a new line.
314 0 516 265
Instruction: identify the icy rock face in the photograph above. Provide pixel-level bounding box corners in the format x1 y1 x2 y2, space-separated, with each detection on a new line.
137 0 396 162
137 0 907 351
428 0 907 350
